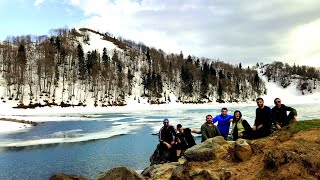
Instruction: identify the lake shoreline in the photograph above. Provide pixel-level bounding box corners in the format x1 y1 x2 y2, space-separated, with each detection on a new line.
0 118 35 134
0 118 41 126
2 100 320 117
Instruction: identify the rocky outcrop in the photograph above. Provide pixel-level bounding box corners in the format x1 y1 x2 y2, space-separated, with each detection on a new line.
143 124 320 179
49 121 320 180
189 169 216 180
184 136 227 161
141 162 180 179
94 166 144 180
234 138 253 161
49 173 87 180
170 163 190 180
149 144 171 165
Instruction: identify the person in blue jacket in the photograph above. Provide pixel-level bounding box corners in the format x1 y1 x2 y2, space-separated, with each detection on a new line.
213 107 233 140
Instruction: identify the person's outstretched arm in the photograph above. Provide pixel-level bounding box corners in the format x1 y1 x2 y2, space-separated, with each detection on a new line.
190 128 200 134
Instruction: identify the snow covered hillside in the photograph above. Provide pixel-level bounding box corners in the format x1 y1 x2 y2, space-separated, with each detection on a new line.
0 28 319 109
258 66 320 105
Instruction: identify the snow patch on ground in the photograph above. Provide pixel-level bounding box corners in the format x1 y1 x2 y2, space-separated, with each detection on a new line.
81 31 122 54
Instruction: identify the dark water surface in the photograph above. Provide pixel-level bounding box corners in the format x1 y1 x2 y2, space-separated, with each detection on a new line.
0 103 319 180
0 126 157 180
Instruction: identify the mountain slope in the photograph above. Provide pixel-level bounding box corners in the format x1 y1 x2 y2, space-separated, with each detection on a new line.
0 28 319 109
0 28 267 108
257 63 320 105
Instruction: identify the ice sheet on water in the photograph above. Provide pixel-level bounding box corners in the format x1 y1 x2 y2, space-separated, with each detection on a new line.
1 103 320 147
46 129 84 138
0 121 141 147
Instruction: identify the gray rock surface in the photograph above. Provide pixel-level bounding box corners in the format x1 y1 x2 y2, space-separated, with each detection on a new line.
94 166 144 180
184 136 227 161
189 170 217 180
170 163 190 180
49 173 87 180
141 162 179 179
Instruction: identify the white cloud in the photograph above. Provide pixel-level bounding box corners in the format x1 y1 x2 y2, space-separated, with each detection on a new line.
285 18 320 67
34 0 44 7
66 0 320 66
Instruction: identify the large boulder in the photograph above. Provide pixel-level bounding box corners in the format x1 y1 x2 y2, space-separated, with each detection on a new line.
141 162 179 179
234 139 253 161
170 163 190 180
49 173 87 180
184 136 227 161
94 166 144 180
189 170 217 180
149 145 160 166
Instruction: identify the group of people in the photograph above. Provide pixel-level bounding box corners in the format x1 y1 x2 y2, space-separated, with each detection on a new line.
158 118 199 163
157 97 297 163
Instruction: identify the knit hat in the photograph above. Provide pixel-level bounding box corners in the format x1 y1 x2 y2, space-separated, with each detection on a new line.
163 118 169 123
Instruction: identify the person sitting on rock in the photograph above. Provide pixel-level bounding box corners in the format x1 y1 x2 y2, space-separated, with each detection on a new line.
175 124 199 158
158 118 177 163
213 107 234 140
231 110 252 141
201 115 221 142
272 98 297 129
252 98 274 139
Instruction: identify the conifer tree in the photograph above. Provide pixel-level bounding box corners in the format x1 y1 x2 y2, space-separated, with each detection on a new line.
200 62 210 97
77 44 85 80
218 80 223 100
254 73 260 91
86 51 93 75
17 44 27 100
102 47 109 66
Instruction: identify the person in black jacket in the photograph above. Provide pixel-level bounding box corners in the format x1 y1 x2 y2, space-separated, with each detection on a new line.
158 118 177 163
252 98 274 139
272 98 298 129
175 124 199 157
231 110 252 141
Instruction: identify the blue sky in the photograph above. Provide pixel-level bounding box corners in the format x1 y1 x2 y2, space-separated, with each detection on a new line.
1 0 320 67
0 0 83 39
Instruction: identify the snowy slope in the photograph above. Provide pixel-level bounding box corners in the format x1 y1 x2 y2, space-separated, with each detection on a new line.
80 31 122 54
258 68 320 105
1 28 320 112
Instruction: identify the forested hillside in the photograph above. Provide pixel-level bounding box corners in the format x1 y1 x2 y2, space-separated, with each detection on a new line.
0 28 267 107
259 62 320 95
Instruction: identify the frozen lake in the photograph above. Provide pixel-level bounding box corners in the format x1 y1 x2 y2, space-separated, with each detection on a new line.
0 103 319 179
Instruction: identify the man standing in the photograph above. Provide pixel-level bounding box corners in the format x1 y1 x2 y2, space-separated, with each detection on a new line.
201 115 221 142
159 118 176 163
252 98 274 138
213 107 233 140
272 98 297 129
